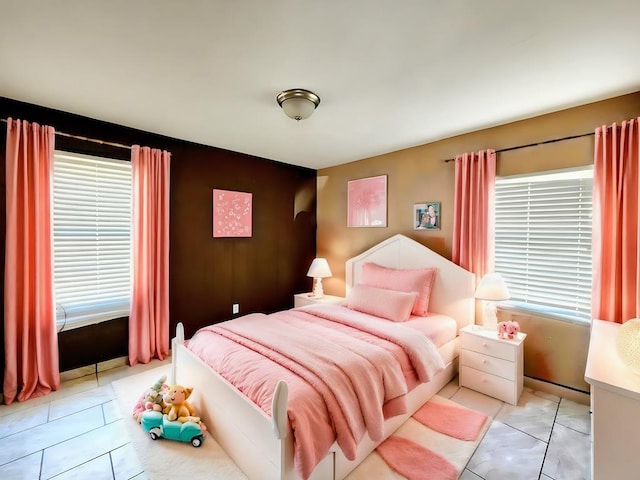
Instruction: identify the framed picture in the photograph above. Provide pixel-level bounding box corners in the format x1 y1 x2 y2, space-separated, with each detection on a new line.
347 175 387 227
213 189 252 237
413 202 441 230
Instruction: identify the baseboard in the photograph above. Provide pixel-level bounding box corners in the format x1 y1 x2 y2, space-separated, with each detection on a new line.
98 356 128 372
524 376 590 406
60 356 129 383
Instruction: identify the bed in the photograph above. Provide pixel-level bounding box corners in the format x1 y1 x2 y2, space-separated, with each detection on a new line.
170 234 475 480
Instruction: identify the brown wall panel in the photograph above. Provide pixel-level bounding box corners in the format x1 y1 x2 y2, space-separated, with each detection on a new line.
0 97 317 385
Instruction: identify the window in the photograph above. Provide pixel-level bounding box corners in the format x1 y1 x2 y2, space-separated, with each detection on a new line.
494 167 593 322
53 151 132 330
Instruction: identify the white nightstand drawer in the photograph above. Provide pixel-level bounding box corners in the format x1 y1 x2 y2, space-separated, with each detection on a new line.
460 365 516 404
461 349 516 381
460 331 516 361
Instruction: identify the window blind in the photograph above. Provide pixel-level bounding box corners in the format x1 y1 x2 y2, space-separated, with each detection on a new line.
494 167 593 322
53 151 132 330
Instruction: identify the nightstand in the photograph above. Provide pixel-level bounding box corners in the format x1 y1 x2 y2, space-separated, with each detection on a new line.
459 325 526 405
294 293 345 308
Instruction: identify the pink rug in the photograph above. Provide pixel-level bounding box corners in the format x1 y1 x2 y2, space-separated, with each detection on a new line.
347 396 490 480
377 435 459 480
413 398 488 441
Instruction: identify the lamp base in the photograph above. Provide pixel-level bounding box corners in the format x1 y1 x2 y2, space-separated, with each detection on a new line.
312 278 324 298
482 301 498 328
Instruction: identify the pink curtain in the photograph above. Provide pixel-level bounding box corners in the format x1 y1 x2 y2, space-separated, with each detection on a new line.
452 149 496 278
4 118 59 404
592 119 640 323
129 145 171 365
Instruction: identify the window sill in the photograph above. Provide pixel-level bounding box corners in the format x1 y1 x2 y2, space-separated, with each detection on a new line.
498 303 590 327
57 315 128 333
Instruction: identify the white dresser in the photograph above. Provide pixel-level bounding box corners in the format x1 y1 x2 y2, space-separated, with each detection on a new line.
585 319 640 480
459 325 526 405
293 293 344 308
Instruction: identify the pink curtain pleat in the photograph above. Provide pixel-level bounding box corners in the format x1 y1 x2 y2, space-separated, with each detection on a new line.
452 149 496 278
129 145 171 365
4 118 59 404
592 119 640 323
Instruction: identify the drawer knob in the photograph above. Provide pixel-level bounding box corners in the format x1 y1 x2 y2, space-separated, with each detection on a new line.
482 343 488 347
482 359 487 364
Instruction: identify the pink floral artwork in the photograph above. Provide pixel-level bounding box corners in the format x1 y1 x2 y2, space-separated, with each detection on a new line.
213 189 252 237
347 175 387 227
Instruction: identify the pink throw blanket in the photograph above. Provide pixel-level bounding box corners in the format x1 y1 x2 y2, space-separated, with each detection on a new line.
187 304 444 479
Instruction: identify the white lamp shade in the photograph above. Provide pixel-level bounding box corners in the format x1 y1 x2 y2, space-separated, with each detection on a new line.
475 273 510 301
281 97 317 121
307 258 332 278
616 318 640 374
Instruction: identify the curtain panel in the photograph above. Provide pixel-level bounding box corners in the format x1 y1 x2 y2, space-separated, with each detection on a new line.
128 145 171 365
4 118 59 404
452 149 496 279
592 119 640 323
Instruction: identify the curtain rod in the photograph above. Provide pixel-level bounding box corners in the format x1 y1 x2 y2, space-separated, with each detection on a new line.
442 131 595 163
1 118 132 150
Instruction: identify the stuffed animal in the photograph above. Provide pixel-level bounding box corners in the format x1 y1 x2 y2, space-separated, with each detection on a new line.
163 384 201 423
132 375 169 423
505 321 520 339
144 375 168 412
497 321 508 339
497 320 520 340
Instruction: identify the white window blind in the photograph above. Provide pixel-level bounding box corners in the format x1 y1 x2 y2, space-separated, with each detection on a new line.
494 167 593 322
53 151 132 330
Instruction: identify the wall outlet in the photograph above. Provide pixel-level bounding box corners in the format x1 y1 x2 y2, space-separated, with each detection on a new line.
232 303 239 314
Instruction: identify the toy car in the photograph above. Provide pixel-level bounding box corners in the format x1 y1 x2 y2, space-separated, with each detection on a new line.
141 410 205 447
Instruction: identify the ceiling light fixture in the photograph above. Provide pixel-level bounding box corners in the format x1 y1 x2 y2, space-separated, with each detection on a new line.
276 89 321 121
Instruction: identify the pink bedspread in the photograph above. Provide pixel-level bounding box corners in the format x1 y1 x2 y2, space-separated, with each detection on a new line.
186 304 445 479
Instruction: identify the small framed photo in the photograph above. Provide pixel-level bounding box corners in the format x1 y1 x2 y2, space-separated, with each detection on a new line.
414 202 440 230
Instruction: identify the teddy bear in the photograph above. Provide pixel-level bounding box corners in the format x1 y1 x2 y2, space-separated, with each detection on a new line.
163 384 201 423
497 320 520 340
132 375 169 423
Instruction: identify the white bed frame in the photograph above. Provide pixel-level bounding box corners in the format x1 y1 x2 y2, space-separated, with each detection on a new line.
171 234 475 480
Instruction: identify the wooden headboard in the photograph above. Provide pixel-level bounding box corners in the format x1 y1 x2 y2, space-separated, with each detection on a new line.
345 234 475 331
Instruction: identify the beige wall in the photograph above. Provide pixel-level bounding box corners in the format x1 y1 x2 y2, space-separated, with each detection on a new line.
317 91 640 392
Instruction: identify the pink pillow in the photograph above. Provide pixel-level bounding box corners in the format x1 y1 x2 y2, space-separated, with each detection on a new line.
360 263 437 316
345 284 417 322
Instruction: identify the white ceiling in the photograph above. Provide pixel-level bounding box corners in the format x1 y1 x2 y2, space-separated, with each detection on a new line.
2 1 640 170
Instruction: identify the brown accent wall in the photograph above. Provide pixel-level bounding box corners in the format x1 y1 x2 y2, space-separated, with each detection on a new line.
317 91 640 392
0 97 317 379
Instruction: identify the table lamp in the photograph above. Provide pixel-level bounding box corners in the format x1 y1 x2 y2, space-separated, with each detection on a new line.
307 258 332 298
475 273 510 326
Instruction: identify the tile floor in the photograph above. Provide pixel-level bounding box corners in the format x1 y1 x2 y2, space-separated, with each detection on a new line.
0 360 591 480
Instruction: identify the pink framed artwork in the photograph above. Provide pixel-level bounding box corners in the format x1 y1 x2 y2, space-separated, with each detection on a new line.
347 175 387 227
213 189 252 238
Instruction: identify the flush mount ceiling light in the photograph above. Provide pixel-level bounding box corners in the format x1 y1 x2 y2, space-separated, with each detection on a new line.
276 89 321 121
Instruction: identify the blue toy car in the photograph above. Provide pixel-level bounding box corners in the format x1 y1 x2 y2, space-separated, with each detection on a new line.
141 410 205 447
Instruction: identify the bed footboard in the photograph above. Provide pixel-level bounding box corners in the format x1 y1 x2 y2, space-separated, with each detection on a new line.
171 323 335 480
